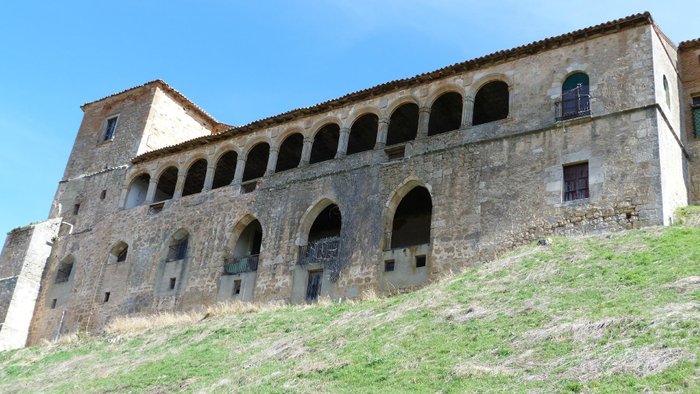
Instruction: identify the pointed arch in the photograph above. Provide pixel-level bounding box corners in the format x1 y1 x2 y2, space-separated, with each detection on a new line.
383 178 433 250
124 173 150 208
296 197 341 246
165 229 190 262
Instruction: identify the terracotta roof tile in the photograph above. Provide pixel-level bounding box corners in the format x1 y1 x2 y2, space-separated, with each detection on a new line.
679 38 700 50
132 12 654 164
81 80 220 127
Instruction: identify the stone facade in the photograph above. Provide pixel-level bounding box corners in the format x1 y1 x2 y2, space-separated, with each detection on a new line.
1 13 699 348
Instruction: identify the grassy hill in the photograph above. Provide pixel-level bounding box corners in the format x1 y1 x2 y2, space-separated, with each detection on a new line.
1 222 699 393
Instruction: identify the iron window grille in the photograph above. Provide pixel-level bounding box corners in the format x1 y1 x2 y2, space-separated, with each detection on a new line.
555 85 591 121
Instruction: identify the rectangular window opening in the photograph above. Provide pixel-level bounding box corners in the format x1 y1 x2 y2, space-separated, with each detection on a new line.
100 190 107 200
73 204 81 215
103 116 118 141
51 299 57 309
415 255 426 268
169 277 177 290
148 202 165 215
241 181 258 194
103 292 111 303
384 260 395 272
384 145 406 161
233 279 242 295
563 162 589 202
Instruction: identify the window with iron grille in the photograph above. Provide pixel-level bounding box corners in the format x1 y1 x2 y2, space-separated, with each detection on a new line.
103 116 118 141
693 97 700 138
166 237 188 261
563 162 589 202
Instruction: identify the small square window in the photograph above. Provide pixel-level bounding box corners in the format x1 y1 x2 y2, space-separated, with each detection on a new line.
103 292 111 303
563 162 589 202
384 260 395 272
415 255 426 268
169 277 177 290
233 279 242 295
73 204 81 215
51 299 57 309
103 116 118 141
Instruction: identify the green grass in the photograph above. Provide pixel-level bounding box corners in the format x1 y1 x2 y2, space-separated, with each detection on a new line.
1 225 699 393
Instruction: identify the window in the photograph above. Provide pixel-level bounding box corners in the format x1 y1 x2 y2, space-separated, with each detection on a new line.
103 116 118 141
73 204 81 215
166 230 189 261
51 299 57 309
692 97 700 138
558 73 590 121
663 75 670 107
384 260 395 272
415 255 426 268
473 81 509 125
55 256 74 283
233 280 242 295
116 247 128 262
563 162 589 202
103 292 111 303
100 190 107 200
169 277 177 290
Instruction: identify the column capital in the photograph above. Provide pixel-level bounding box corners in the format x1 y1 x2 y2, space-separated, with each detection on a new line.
419 106 432 114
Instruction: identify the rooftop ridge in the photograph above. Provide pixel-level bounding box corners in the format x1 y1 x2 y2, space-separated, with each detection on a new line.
81 79 221 127
131 11 653 165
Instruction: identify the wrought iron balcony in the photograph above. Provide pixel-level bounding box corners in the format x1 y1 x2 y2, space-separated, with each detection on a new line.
555 94 591 121
298 236 341 266
224 254 259 275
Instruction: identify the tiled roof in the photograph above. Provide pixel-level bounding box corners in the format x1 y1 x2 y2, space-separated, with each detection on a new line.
132 12 654 164
81 80 221 128
679 38 700 50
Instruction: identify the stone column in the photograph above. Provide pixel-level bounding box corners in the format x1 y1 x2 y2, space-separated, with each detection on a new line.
374 117 390 149
145 178 158 204
265 147 279 175
335 127 351 158
203 164 216 191
461 95 474 128
300 137 313 166
232 157 246 185
173 174 186 199
417 106 431 138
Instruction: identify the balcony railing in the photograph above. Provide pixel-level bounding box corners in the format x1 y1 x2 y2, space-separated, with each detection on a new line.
224 254 259 275
555 93 591 121
298 236 341 266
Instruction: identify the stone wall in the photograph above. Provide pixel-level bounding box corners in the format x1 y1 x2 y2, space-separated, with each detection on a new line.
680 43 700 203
15 22 695 343
0 219 60 350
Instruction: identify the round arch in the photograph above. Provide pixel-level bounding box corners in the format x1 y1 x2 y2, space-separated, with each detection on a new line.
295 197 342 246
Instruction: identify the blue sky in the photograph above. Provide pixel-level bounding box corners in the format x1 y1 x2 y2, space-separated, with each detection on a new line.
1 1 699 248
